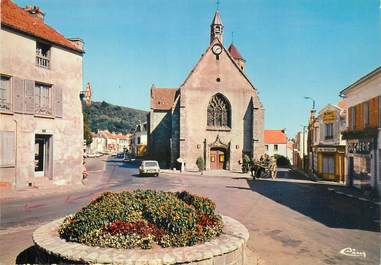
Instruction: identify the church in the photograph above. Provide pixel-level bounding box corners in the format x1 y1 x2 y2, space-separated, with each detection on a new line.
147 10 265 172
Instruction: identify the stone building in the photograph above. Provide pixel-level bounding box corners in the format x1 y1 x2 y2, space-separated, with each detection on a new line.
0 0 84 188
313 102 347 182
264 130 288 158
340 66 381 193
148 10 265 171
132 122 148 157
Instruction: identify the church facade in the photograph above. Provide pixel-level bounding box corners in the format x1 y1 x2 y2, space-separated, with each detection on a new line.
147 10 265 172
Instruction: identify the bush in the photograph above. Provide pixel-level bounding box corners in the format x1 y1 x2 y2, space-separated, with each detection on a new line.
274 154 290 167
58 190 223 249
196 156 204 172
242 154 251 173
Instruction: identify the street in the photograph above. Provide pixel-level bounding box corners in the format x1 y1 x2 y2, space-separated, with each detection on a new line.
0 158 380 265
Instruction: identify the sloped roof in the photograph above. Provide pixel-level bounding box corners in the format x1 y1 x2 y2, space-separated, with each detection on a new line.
264 130 287 144
340 66 381 96
1 0 83 53
151 88 178 110
228 43 245 61
211 10 223 25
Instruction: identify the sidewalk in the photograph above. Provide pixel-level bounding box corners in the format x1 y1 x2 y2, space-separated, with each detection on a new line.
0 158 107 202
161 168 252 179
289 167 381 205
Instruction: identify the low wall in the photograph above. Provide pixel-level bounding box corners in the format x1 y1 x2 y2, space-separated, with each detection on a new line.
33 215 249 265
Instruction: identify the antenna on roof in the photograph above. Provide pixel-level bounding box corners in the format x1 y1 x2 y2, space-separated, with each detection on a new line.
231 31 234 44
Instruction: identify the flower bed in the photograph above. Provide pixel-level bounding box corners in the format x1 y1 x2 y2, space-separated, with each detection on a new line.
58 190 223 249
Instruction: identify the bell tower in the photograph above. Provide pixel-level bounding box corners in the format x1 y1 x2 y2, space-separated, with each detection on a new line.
210 10 224 44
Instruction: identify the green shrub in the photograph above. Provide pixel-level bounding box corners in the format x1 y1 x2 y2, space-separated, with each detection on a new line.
58 190 223 249
196 156 204 172
274 154 290 167
242 154 251 173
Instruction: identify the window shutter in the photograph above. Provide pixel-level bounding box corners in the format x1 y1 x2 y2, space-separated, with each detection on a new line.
0 131 16 167
348 107 353 130
53 85 63 117
24 80 35 114
12 77 24 113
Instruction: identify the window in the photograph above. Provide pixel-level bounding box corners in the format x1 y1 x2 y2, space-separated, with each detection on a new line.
137 137 141 144
0 76 11 112
36 42 50 68
207 93 231 128
265 145 269 151
325 123 333 139
274 144 278 151
363 101 370 127
0 131 15 167
35 83 52 115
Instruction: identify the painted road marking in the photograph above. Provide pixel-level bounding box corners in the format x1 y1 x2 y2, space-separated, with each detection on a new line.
340 247 366 258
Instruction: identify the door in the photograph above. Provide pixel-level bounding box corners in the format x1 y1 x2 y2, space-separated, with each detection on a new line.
35 137 46 177
210 148 225 169
322 154 335 180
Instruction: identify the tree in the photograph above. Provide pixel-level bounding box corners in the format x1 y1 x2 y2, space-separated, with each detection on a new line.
83 111 93 145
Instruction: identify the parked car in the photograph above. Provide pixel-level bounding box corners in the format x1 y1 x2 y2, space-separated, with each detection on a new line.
139 160 160 177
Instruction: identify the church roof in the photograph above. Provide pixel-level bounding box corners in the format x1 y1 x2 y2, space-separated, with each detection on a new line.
211 10 223 25
228 43 245 61
264 130 288 144
151 88 178 110
180 38 260 96
1 0 83 53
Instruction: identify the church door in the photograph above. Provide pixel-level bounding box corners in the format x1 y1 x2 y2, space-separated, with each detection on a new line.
210 148 226 169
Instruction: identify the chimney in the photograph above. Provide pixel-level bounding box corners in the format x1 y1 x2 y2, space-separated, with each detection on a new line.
24 5 45 21
68 38 85 51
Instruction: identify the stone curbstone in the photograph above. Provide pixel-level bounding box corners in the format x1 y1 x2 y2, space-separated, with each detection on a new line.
33 215 249 265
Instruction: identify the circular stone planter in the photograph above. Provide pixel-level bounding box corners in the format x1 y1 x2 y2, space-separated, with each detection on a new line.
33 215 249 265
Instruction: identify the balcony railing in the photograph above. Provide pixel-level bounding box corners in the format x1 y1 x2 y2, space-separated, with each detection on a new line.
36 55 50 69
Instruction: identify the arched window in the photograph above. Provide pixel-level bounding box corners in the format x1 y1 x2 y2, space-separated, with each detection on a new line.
207 94 231 128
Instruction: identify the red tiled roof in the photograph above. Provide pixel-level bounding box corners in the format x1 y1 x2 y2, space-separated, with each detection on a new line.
1 0 82 52
264 130 287 144
228 43 244 61
151 88 177 110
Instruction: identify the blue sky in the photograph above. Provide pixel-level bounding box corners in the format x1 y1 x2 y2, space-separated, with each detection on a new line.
16 0 381 137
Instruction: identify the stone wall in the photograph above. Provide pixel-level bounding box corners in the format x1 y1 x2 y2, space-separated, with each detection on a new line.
0 28 83 188
33 215 249 265
148 110 172 168
180 40 264 171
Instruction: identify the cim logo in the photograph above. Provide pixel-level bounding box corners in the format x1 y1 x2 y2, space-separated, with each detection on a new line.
340 247 366 258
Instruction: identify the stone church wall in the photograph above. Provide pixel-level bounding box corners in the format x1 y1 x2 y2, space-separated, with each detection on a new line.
179 43 265 172
147 110 172 168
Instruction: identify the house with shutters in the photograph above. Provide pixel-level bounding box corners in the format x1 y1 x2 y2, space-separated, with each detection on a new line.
313 101 347 183
340 66 381 194
0 0 84 189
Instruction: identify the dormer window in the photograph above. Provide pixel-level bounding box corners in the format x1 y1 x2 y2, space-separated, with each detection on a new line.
36 42 50 69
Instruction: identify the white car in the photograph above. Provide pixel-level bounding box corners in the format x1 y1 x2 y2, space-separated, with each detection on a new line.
139 160 160 177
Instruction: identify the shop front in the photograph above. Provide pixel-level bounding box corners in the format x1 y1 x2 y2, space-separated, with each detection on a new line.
316 146 345 182
347 138 377 189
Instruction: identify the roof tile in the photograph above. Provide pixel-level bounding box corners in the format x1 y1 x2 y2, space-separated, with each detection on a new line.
1 0 82 52
264 130 287 144
151 88 178 110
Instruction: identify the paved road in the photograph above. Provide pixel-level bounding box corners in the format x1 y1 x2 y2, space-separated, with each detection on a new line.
0 159 379 265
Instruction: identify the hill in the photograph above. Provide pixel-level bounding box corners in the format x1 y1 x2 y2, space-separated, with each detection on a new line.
86 101 148 134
